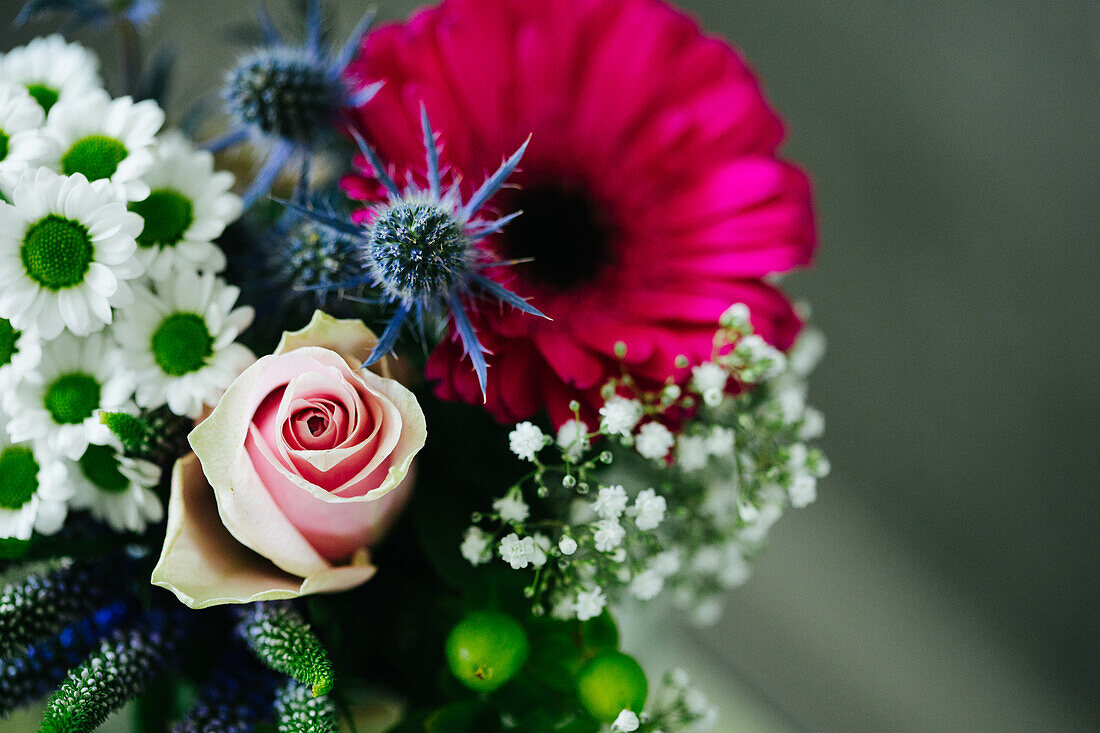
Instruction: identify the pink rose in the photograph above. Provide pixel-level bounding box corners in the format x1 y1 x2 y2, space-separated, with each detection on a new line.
152 311 426 608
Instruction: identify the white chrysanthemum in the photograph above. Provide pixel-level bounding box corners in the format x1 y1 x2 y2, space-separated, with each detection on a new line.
0 317 41 391
115 271 254 419
593 485 628 520
37 89 164 201
0 168 143 338
599 396 643 436
508 421 546 462
0 417 71 540
67 441 162 533
128 132 240 278
460 526 492 566
5 332 134 460
0 84 50 176
555 418 589 461
0 35 102 115
574 586 607 621
492 490 529 523
635 421 674 460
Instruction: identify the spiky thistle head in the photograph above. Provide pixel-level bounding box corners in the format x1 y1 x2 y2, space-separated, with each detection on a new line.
269 204 362 305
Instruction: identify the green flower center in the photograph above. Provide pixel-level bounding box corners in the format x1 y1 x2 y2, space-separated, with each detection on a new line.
152 313 213 376
129 189 194 248
25 84 58 114
62 134 128 182
0 446 39 510
0 319 20 369
44 373 101 425
0 130 9 162
21 215 94 290
78 444 129 494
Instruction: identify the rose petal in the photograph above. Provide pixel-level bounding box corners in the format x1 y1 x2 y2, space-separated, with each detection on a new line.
150 455 376 609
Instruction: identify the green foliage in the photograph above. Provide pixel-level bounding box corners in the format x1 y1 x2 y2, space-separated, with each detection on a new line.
99 411 156 456
273 680 337 733
237 602 335 697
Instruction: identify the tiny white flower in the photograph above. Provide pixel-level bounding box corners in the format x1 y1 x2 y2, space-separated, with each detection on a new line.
629 569 664 600
460 526 491 566
738 334 787 379
550 592 576 620
776 383 806 423
0 419 71 540
0 35 102 114
592 484 628 519
691 361 727 402
530 533 550 568
799 406 825 440
36 88 164 201
720 302 752 330
0 168 143 339
498 533 535 569
788 327 826 376
704 425 736 457
599 396 642 436
127 132 241 278
5 332 134 460
718 545 751 588
574 586 606 621
68 443 162 533
611 710 640 732
676 434 708 472
651 550 682 577
789 473 817 508
592 519 625 553
114 271 254 419
555 418 589 461
558 534 578 555
692 546 723 575
635 421 674 461
508 421 546 462
632 488 666 531
493 490 529 523
684 688 711 716
670 668 691 688
692 599 723 626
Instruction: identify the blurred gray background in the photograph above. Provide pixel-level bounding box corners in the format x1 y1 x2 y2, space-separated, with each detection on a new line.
2 1 1097 731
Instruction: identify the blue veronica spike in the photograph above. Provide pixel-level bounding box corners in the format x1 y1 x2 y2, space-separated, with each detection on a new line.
350 129 401 199
469 273 548 319
421 105 442 199
447 293 489 396
365 304 411 366
462 135 531 219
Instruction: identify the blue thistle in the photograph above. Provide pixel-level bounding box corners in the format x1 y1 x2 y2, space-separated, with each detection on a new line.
273 679 337 733
207 0 379 209
288 106 546 396
0 559 120 658
39 612 182 732
265 195 362 309
15 0 160 31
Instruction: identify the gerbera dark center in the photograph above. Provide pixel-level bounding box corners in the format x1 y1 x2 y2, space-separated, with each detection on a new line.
130 189 194 248
25 83 58 113
152 313 213 376
44 373 101 425
503 183 615 291
0 319 19 368
21 215 93 290
78 444 129 493
0 446 39 509
62 134 128 182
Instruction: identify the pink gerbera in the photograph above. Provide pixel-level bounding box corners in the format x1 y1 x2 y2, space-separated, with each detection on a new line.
344 0 816 426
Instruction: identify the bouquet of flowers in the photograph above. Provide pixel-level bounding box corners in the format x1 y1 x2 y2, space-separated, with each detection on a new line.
0 1 826 731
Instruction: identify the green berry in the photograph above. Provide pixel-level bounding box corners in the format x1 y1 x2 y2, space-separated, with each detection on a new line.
576 651 647 723
445 611 529 692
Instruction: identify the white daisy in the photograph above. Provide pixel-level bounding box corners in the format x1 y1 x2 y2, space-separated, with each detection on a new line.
115 270 254 419
128 132 241 278
5 332 135 460
0 168 143 338
37 88 164 201
0 35 102 115
68 442 162 533
0 416 71 540
0 317 41 391
0 83 50 177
